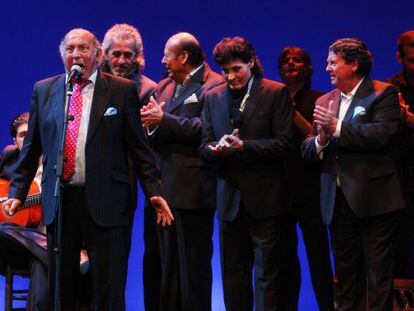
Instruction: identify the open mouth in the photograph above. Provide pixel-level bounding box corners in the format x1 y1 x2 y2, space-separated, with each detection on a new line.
115 66 128 73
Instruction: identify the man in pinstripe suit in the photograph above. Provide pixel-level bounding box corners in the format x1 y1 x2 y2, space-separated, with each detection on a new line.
3 28 173 310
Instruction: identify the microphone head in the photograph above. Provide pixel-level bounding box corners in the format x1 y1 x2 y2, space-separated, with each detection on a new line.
70 64 82 73
68 64 82 83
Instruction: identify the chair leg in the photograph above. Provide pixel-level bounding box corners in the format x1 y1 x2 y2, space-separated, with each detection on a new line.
5 265 12 311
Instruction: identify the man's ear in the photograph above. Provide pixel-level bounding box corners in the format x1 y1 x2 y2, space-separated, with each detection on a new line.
180 51 189 65
248 59 254 69
350 59 359 74
397 51 403 64
96 47 103 59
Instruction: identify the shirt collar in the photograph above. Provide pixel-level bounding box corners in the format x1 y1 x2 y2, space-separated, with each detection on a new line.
66 69 98 85
341 77 364 100
176 64 203 87
188 63 203 78
88 70 98 85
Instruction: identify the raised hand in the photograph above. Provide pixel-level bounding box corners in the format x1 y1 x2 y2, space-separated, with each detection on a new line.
313 105 338 135
140 96 166 128
208 129 243 155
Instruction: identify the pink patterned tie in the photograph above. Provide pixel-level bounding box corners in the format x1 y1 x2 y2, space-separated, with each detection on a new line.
63 81 89 181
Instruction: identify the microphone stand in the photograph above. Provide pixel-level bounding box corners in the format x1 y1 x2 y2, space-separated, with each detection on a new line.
52 79 74 311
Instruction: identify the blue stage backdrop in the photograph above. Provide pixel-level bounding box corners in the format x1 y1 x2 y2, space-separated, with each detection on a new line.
0 0 413 309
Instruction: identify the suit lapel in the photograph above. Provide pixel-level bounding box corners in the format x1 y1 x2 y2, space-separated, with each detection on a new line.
50 75 66 137
343 78 372 122
220 88 233 135
86 72 111 144
166 82 201 113
159 81 175 107
133 73 143 97
165 64 207 113
239 76 261 137
328 90 341 117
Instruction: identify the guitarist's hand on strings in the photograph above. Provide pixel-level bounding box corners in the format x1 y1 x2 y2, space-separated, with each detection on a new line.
3 198 22 216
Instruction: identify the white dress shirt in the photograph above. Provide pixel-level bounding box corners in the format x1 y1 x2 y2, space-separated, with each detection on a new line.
68 70 97 185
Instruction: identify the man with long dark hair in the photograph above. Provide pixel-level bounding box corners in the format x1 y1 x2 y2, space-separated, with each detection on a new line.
201 36 295 311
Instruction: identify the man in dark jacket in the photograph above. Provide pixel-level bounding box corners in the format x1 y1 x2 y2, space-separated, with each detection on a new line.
140 32 223 311
201 36 295 311
302 38 406 310
278 46 334 311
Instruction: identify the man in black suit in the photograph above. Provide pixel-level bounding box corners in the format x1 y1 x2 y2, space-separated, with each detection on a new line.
140 32 223 311
302 38 406 310
278 47 334 311
3 28 173 310
201 36 295 311
387 30 414 280
101 23 161 311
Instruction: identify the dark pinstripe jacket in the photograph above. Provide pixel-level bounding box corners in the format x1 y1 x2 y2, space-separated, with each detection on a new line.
9 71 161 226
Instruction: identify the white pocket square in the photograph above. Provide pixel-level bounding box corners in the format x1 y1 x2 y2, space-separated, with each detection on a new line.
104 107 117 116
183 93 198 105
353 106 366 118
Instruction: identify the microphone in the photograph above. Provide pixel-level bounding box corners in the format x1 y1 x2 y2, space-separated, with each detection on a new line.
67 64 82 83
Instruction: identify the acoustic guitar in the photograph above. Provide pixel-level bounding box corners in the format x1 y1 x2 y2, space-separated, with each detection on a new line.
0 178 42 227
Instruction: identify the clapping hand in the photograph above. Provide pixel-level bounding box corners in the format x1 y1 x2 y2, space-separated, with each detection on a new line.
140 96 166 128
208 129 243 156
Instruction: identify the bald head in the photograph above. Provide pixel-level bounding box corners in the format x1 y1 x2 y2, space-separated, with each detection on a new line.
168 32 199 47
59 28 102 82
167 32 205 67
162 32 205 83
59 28 101 61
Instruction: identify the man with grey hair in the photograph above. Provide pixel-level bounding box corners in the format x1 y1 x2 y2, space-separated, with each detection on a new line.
3 28 173 310
101 23 156 104
101 23 161 311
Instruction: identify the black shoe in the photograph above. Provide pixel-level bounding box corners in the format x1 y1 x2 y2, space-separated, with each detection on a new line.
394 289 408 309
403 288 414 308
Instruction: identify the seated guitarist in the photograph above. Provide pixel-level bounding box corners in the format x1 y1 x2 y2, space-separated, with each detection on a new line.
0 112 50 309
0 112 41 183
0 113 92 310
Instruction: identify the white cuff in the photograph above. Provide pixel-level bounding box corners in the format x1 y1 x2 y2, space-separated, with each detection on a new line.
315 135 329 159
334 121 342 138
146 125 159 136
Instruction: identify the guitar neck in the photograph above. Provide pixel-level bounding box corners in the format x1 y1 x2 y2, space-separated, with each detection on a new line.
18 193 41 210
